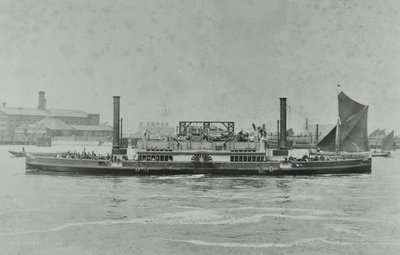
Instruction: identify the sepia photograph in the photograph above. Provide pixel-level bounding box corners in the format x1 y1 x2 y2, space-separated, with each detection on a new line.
0 0 399 254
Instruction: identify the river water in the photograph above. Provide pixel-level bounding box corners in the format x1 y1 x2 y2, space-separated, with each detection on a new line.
0 145 399 254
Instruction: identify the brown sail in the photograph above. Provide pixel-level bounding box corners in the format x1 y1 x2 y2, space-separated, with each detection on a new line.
381 130 395 150
317 92 370 152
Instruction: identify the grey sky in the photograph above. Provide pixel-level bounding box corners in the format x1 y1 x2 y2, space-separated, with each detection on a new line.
0 0 399 134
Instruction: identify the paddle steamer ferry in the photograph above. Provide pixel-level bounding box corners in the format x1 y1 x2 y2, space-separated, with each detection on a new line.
26 94 372 175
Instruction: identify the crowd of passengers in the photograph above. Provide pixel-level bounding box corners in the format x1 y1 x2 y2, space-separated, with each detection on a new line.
285 154 326 162
57 151 128 161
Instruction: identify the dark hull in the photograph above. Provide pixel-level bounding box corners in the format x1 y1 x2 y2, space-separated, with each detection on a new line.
9 151 62 158
372 151 390 157
26 157 372 176
9 151 26 157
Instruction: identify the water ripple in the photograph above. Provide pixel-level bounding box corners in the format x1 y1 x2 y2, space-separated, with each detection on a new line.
162 237 352 248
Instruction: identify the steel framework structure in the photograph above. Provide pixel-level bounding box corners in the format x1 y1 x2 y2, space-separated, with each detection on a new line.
178 121 235 137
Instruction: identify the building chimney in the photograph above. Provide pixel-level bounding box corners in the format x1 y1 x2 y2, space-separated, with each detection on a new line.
315 124 319 143
38 91 46 110
279 98 287 149
277 120 280 146
112 96 120 150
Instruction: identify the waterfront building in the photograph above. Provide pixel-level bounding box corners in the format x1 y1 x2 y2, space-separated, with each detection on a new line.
134 122 175 140
369 129 386 148
0 91 103 143
70 125 113 140
14 118 73 143
14 118 112 144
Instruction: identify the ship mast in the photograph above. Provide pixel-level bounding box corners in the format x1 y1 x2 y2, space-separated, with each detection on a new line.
335 85 341 154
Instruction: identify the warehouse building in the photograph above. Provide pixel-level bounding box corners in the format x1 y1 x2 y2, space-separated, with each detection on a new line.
0 91 105 143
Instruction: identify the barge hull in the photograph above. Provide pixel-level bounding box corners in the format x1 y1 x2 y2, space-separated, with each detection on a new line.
26 157 371 176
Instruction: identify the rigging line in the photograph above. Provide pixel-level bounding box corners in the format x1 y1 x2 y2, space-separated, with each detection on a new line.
287 104 314 121
288 103 336 124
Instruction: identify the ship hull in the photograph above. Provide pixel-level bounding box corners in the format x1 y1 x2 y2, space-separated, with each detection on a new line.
9 151 26 157
26 157 371 176
9 151 62 158
371 151 391 157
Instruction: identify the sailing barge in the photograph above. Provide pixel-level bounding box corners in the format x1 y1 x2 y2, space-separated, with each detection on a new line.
26 94 372 175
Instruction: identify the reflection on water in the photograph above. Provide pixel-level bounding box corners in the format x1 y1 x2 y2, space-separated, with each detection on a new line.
1 145 400 254
106 178 128 220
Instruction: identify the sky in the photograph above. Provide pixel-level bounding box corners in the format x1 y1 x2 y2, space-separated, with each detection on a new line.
0 0 399 135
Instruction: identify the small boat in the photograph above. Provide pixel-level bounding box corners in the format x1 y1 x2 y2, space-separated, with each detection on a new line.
9 150 27 157
371 150 391 157
311 91 372 166
9 150 64 158
371 131 395 157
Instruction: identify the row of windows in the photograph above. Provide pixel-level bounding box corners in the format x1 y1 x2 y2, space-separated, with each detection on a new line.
230 155 265 162
230 149 256 152
65 121 87 125
8 119 39 123
138 154 266 162
146 148 173 152
75 132 112 136
4 119 87 125
138 155 174 161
